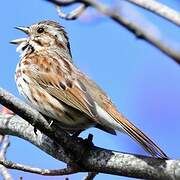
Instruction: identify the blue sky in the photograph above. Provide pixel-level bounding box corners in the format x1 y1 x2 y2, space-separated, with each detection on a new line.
0 0 180 180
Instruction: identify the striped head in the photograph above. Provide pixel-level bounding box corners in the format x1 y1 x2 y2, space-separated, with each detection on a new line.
10 20 71 57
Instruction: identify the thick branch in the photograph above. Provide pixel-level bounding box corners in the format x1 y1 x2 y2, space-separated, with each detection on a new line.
46 0 180 64
0 114 180 179
0 114 71 163
126 0 180 26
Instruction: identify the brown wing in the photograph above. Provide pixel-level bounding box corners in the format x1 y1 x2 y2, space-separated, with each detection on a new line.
23 52 98 121
37 74 97 119
79 72 169 159
36 72 115 134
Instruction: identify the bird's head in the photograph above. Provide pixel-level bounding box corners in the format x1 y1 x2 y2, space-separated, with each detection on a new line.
10 20 71 57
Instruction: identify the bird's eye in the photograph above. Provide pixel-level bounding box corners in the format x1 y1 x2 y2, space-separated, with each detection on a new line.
37 27 44 33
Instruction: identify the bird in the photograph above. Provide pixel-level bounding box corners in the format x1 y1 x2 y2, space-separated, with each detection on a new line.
10 20 168 159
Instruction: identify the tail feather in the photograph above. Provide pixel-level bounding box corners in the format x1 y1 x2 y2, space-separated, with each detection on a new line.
120 118 169 159
95 103 169 159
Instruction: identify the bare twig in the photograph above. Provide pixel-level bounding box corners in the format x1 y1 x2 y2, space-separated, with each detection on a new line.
0 136 10 158
57 4 88 20
125 0 180 26
0 135 12 180
46 0 180 64
0 160 80 176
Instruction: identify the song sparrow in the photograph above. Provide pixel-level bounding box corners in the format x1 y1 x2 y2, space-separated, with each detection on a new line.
11 20 168 159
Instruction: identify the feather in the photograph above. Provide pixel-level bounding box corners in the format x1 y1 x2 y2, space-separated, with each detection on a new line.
79 71 169 159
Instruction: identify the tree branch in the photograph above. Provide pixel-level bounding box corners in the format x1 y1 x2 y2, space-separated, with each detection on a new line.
126 0 180 26
46 0 180 64
0 160 80 176
0 135 12 180
56 4 87 20
0 88 180 179
0 114 180 179
0 114 71 164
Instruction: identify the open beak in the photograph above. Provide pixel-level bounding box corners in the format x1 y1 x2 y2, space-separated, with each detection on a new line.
10 38 28 44
15 26 29 34
10 26 30 45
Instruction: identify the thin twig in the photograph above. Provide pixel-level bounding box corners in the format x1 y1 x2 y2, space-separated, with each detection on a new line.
0 136 10 158
57 4 88 20
0 135 12 180
125 0 180 26
46 0 180 64
0 160 80 176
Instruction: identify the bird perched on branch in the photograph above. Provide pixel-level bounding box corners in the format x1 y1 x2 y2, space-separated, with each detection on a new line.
11 20 168 159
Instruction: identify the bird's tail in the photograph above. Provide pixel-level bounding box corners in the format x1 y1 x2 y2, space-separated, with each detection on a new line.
116 116 169 159
96 103 169 159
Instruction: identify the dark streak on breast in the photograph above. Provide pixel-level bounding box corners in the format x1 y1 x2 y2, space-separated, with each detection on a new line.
23 78 29 85
32 97 38 103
